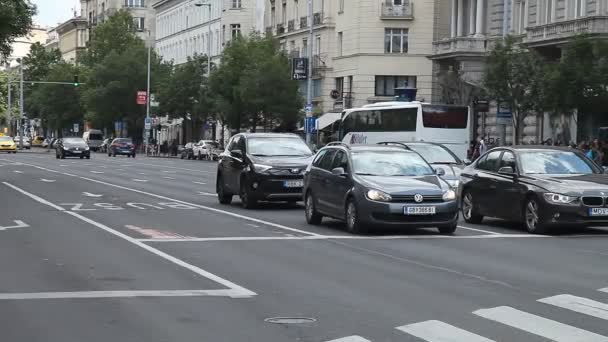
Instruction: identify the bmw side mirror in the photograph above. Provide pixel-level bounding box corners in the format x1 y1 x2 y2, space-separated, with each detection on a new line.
230 149 243 159
434 168 446 176
498 166 515 175
331 167 347 178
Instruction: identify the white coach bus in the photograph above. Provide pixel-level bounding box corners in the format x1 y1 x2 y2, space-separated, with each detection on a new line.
338 101 472 160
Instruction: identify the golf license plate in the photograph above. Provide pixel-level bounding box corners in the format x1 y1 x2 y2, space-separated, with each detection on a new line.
589 208 608 216
72 150 81 153
404 206 436 215
283 180 303 188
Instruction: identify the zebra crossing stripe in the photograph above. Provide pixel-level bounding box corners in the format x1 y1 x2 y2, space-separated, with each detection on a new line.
539 294 608 321
326 336 371 342
396 320 495 342
473 306 608 342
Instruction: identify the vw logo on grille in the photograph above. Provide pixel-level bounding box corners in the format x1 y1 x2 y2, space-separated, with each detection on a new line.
414 194 424 203
290 168 300 174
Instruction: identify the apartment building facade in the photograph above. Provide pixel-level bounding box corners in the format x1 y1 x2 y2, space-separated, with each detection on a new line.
154 0 264 65
431 0 608 143
80 0 157 42
55 18 89 63
264 0 450 114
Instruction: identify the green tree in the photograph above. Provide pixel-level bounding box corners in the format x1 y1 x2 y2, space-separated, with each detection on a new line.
22 42 62 118
484 36 544 144
0 0 36 59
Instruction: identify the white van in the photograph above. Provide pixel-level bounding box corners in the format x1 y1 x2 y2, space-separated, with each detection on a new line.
83 129 104 151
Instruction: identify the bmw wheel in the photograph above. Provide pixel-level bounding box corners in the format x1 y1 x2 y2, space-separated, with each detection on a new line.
462 191 483 224
524 197 549 234
305 192 323 225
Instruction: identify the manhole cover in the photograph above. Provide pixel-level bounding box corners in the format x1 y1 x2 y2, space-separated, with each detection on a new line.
264 317 317 324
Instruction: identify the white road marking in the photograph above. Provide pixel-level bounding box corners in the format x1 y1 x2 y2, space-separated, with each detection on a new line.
82 192 103 197
0 220 29 231
397 320 495 342
539 294 608 321
246 223 260 228
0 290 249 300
457 225 501 235
2 182 256 298
193 181 207 185
59 164 68 166
13 170 23 174
138 172 146 175
326 336 371 342
40 179 55 182
132 179 148 182
162 170 176 173
90 171 104 174
197 191 216 196
473 306 608 341
126 224 195 239
116 168 125 171
163 176 175 180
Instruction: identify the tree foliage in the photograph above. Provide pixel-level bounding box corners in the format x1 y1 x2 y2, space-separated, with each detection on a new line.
22 42 62 118
0 0 36 59
209 35 303 132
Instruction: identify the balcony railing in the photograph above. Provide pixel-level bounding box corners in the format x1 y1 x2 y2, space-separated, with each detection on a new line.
300 16 308 29
276 23 285 34
381 1 413 19
431 36 488 58
288 49 300 58
525 16 608 45
312 53 328 77
288 20 295 32
313 12 323 26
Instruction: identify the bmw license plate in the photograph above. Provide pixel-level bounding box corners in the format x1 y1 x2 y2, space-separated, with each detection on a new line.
404 206 436 215
589 208 608 216
283 180 303 188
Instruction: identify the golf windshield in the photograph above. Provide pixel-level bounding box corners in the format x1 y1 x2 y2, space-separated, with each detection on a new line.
352 151 435 176
248 138 312 156
519 151 596 175
63 138 86 144
407 144 461 164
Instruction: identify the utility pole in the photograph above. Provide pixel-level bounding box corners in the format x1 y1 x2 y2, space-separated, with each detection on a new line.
18 59 24 149
146 30 152 152
7 70 11 136
306 0 314 145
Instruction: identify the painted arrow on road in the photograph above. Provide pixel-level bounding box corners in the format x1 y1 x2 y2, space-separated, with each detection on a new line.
83 192 103 198
13 170 23 174
0 220 29 231
40 179 56 183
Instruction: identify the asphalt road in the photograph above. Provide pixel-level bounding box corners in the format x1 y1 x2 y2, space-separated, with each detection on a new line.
2 149 608 342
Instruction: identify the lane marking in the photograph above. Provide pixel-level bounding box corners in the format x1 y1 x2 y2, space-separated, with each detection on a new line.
116 168 125 171
163 176 175 180
132 179 148 182
193 181 207 185
163 170 177 173
138 172 146 175
0 290 250 300
326 336 371 342
90 171 104 174
83 192 103 197
397 320 495 342
473 306 608 341
2 182 256 298
198 191 216 196
0 220 29 231
457 225 502 235
539 294 608 321
13 170 23 174
59 164 68 166
126 224 195 239
40 179 55 183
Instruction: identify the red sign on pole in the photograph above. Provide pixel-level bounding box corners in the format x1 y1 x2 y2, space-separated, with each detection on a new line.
136 91 147 105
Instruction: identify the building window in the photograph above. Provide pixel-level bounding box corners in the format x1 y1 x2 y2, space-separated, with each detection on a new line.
519 1 526 33
222 25 226 44
339 0 344 13
282 2 287 24
231 24 241 38
133 17 145 31
315 34 321 55
575 0 586 17
294 0 299 21
374 76 417 96
125 0 144 7
384 28 408 53
546 0 553 23
335 77 344 97
271 6 276 26
337 32 343 56
232 0 241 8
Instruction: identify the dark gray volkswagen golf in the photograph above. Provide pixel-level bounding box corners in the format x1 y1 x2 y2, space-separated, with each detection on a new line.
303 143 459 234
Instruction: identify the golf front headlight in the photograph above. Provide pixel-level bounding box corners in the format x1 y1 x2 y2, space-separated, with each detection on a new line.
442 189 456 201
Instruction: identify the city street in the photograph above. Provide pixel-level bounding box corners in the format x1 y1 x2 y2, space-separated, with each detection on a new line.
2 150 608 342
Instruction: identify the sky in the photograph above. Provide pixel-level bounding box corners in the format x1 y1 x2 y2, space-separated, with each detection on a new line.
32 0 79 27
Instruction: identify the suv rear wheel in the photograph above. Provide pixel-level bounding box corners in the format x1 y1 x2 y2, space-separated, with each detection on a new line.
216 175 233 205
240 179 258 209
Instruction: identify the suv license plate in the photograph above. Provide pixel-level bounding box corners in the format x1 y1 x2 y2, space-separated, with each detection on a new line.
405 206 436 215
284 180 303 188
589 208 608 216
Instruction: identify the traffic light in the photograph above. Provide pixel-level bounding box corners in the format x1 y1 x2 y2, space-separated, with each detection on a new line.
73 75 79 87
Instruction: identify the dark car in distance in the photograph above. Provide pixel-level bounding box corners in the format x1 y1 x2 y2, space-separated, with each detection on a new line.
216 133 314 208
55 137 90 159
108 138 136 158
460 146 608 234
303 143 459 234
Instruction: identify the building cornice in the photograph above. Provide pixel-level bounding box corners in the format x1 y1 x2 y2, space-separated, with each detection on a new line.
156 18 221 42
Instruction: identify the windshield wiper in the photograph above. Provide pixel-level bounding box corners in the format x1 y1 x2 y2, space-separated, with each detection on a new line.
432 162 459 165
356 173 378 176
251 154 273 157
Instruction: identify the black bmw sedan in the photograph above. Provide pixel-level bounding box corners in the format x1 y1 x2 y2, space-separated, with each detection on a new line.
460 146 608 234
55 137 91 159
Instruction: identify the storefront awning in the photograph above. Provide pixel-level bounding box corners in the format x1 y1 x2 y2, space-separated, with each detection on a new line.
316 112 342 130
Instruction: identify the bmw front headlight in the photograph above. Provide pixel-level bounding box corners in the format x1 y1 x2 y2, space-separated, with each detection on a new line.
442 189 456 201
543 193 578 204
366 189 392 202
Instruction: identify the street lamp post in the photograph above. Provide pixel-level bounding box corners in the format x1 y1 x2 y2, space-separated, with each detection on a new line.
18 59 24 150
146 30 152 152
306 0 314 146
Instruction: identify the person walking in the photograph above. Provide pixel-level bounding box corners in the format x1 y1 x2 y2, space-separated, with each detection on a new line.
478 137 488 156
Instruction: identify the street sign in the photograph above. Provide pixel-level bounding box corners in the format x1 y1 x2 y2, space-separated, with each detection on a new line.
292 58 308 80
304 117 316 134
305 103 313 113
73 123 79 133
496 100 512 125
474 99 490 112
150 93 159 107
137 91 147 105
144 118 152 130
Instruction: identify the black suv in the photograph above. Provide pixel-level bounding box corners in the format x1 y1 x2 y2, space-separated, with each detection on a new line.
303 143 459 234
216 133 314 208
55 137 91 159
